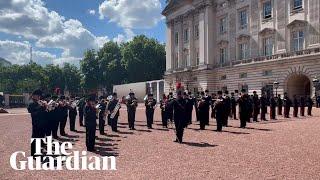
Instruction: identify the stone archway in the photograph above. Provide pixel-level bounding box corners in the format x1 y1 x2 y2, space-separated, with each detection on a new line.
286 74 311 99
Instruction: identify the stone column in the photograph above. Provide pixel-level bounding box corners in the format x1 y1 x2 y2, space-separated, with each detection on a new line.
166 21 173 70
156 81 160 103
198 10 206 65
189 16 194 67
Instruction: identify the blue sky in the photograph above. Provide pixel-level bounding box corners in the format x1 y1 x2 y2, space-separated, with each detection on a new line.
0 0 167 66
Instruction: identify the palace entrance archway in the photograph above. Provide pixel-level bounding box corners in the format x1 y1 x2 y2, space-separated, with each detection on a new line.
286 74 311 99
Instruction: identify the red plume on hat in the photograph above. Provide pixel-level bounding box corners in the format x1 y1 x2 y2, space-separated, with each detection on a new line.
176 82 182 89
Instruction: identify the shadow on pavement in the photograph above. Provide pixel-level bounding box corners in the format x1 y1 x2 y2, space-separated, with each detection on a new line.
183 142 218 148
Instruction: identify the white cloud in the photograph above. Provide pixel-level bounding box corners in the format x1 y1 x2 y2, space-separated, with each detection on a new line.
99 0 163 29
0 40 56 65
88 9 96 15
53 57 81 68
113 28 135 44
0 0 109 66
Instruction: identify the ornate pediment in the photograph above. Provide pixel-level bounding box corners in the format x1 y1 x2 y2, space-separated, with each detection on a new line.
259 28 276 36
287 19 308 28
237 34 250 41
218 40 229 46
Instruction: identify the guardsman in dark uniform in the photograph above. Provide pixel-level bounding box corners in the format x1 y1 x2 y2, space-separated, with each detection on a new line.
283 93 291 118
108 93 121 132
145 94 157 129
160 94 168 128
167 92 174 122
317 96 320 108
198 92 209 130
211 93 217 119
270 94 277 120
68 97 78 132
300 97 305 116
77 97 86 126
204 90 211 125
50 95 59 139
213 91 224 132
277 94 283 115
126 92 138 130
238 89 250 128
252 91 260 122
260 93 267 121
223 91 231 126
169 91 187 143
248 95 254 121
59 96 68 136
230 92 237 120
293 95 299 117
98 99 107 135
27 89 46 157
195 92 200 121
186 92 195 125
306 96 314 116
85 95 97 152
43 94 52 136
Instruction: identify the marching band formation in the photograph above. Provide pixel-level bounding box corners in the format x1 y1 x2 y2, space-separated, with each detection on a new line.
28 87 316 156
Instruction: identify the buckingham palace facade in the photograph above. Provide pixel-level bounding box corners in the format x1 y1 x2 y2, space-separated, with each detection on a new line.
162 0 320 99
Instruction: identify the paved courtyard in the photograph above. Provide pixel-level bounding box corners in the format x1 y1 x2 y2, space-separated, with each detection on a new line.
0 106 320 179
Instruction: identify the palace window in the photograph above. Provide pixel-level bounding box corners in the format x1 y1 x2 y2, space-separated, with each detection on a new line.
184 29 189 43
194 24 199 40
263 70 272 76
292 31 304 51
196 50 200 66
239 10 248 29
263 1 272 19
239 73 247 78
293 0 302 10
220 17 227 34
175 32 179 46
220 48 227 64
239 42 249 60
263 37 273 56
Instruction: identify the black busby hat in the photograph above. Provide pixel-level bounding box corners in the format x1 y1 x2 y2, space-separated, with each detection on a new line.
217 91 223 95
253 91 257 94
200 91 205 95
188 91 191 95
183 92 187 96
60 95 66 100
112 92 117 96
88 94 96 102
224 90 229 94
169 92 173 96
32 89 43 96
177 91 182 96
205 89 209 93
148 93 153 97
241 89 246 93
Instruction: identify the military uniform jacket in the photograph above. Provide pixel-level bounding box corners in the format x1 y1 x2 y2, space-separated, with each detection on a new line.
84 105 97 126
98 102 107 117
170 98 187 128
126 98 138 112
238 95 251 114
27 101 46 127
145 99 156 112
108 99 120 118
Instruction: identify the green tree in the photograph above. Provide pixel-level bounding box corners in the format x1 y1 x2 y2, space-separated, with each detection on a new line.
121 35 166 83
62 63 81 93
81 49 100 92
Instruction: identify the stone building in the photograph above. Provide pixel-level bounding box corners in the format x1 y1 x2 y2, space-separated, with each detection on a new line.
162 0 320 99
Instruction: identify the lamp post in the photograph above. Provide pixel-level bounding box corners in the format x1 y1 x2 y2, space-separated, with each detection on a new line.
312 76 319 98
273 80 279 97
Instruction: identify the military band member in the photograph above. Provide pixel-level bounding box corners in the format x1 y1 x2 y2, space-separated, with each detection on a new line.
300 97 305 116
186 92 195 125
293 95 299 117
98 99 107 135
167 92 174 122
85 95 97 152
252 91 260 122
51 95 60 139
77 97 86 127
230 92 237 120
204 90 211 125
306 96 314 116
223 91 231 126
68 97 78 132
270 94 277 120
126 92 138 130
260 93 267 121
160 94 168 128
238 89 250 128
283 93 291 118
198 92 209 130
213 91 224 132
195 92 200 121
108 93 120 132
169 91 187 143
277 94 283 115
58 96 68 136
27 89 46 157
145 94 157 129
211 93 217 119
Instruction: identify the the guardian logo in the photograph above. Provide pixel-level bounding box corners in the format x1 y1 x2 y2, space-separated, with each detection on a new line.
10 136 117 171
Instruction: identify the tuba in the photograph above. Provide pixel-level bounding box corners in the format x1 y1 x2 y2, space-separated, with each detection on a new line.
110 101 121 119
